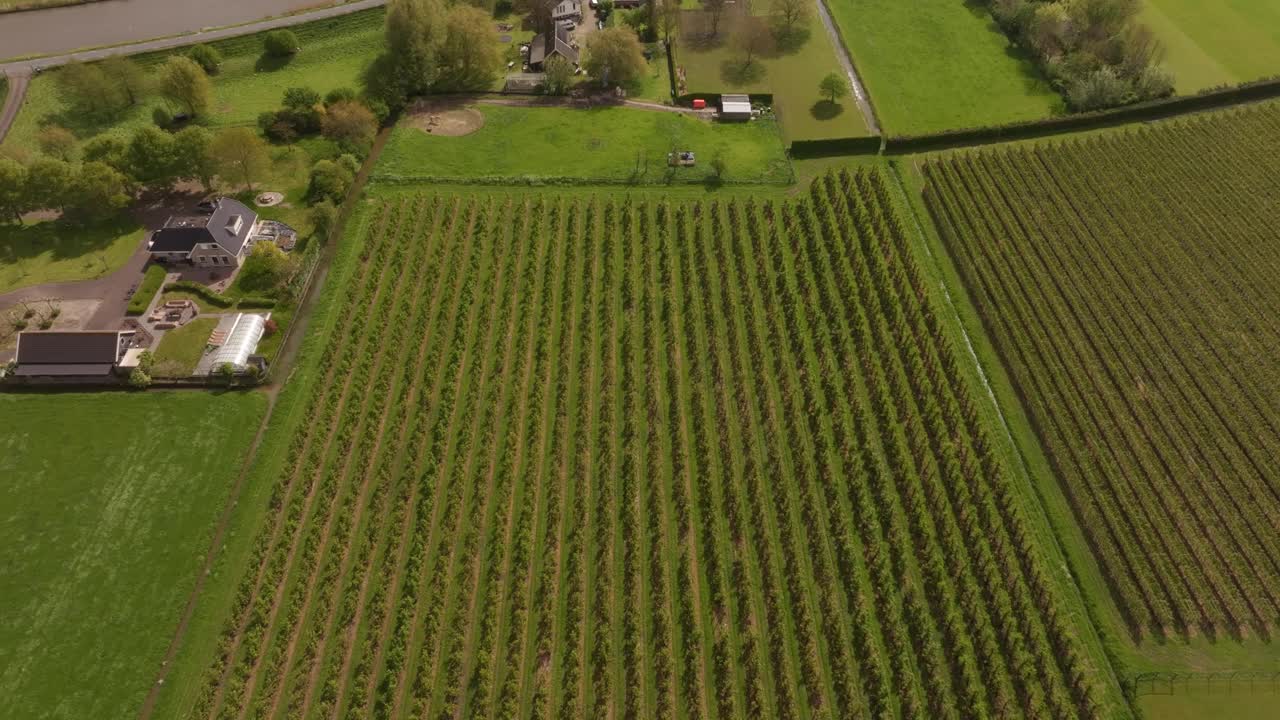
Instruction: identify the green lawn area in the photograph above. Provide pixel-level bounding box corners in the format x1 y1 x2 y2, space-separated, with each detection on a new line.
0 217 142 295
826 0 1062 135
675 6 870 141
1140 692 1280 720
374 104 792 184
0 9 383 155
0 0 86 10
1142 0 1280 92
0 391 266 720
152 316 218 376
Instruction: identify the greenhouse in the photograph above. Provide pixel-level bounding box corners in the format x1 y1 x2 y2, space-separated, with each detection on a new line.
208 313 267 373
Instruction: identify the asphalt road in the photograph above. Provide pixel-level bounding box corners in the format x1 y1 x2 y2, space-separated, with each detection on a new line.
0 0 350 62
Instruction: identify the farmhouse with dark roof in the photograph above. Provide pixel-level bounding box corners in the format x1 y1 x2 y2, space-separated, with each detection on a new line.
147 197 259 268
529 24 578 71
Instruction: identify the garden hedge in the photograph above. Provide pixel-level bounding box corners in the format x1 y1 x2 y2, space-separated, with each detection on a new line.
885 76 1280 154
127 266 168 315
163 281 235 309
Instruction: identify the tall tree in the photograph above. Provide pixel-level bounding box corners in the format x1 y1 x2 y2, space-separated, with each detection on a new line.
583 27 648 89
100 56 149 106
440 5 501 90
818 71 848 104
383 0 448 96
0 159 30 224
734 16 775 66
25 158 74 213
158 56 212 117
173 126 215 189
543 55 575 95
701 0 726 37
771 0 811 37
57 62 126 116
124 126 180 187
36 125 78 161
321 101 378 153
68 162 131 223
657 0 681 46
208 127 270 192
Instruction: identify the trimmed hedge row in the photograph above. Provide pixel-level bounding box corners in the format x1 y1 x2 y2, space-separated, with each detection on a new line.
163 281 278 310
678 92 776 106
165 281 235 308
789 135 883 158
885 76 1280 154
127 265 168 315
237 296 278 310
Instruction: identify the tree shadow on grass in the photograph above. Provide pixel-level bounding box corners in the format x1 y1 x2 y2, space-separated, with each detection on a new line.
810 100 845 120
254 53 296 73
772 26 811 55
720 59 767 86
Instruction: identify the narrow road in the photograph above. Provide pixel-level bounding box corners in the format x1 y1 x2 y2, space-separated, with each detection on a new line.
813 0 880 135
0 68 29 144
0 0 387 75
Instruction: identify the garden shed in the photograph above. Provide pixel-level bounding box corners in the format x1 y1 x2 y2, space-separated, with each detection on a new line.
720 94 752 121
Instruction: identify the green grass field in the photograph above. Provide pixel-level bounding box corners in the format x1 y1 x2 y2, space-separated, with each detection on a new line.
0 9 383 155
826 0 1062 135
153 316 218 376
675 7 871 141
374 104 792 184
0 0 90 10
0 391 266 720
0 217 143 295
1142 0 1280 92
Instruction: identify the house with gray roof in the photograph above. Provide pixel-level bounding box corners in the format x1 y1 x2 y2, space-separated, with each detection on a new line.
147 197 259 268
529 24 579 71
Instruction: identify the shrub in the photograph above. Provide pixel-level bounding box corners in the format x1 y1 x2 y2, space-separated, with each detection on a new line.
128 367 152 388
307 159 354 203
237 296 278 310
310 200 338 242
263 30 300 58
127 265 168 315
153 106 174 128
324 87 358 106
186 44 223 74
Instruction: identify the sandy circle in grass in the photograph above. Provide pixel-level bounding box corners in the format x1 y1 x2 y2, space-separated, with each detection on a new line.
255 192 285 207
405 103 485 137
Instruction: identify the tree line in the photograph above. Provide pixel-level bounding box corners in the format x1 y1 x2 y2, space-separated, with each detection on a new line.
983 0 1174 110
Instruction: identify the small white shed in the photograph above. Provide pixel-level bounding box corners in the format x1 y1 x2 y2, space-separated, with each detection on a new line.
720 94 752 122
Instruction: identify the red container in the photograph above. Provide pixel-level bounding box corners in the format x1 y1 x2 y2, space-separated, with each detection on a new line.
692 98 706 109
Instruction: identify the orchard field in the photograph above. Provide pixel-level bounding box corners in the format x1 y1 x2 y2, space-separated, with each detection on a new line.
175 171 1116 720
924 102 1280 643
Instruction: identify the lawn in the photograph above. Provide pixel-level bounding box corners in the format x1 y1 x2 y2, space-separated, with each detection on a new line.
152 316 218 376
0 391 266 720
826 0 1062 135
675 4 871 141
0 9 384 155
374 104 792 184
0 216 143 295
1142 0 1280 92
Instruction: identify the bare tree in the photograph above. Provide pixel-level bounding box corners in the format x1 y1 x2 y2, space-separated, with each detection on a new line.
771 0 811 37
734 16 775 66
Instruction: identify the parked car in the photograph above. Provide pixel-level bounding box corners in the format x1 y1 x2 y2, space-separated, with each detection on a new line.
195 200 217 213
